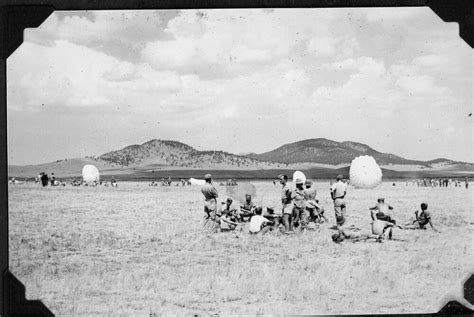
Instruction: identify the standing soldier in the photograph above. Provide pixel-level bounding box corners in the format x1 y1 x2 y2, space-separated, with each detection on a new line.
330 174 347 227
292 178 307 230
201 174 220 234
278 174 294 234
40 172 49 187
465 177 469 189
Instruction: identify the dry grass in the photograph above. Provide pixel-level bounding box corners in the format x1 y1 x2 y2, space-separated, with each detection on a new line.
8 181 473 316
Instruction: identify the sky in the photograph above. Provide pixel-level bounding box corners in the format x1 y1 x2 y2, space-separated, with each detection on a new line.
7 8 473 165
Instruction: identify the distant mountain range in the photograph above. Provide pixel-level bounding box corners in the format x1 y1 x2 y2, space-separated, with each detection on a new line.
8 138 473 178
246 138 465 166
95 139 285 169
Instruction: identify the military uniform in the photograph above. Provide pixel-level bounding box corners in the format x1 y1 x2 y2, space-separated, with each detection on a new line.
370 202 395 223
292 187 307 227
330 180 347 226
201 181 219 234
281 183 293 215
240 200 256 222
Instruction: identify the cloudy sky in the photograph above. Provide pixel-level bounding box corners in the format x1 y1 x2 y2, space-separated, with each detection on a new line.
7 8 473 165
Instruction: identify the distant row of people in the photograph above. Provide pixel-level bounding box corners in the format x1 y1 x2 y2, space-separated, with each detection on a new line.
219 179 238 186
408 177 469 188
150 178 190 186
35 172 63 187
33 172 118 187
71 177 117 187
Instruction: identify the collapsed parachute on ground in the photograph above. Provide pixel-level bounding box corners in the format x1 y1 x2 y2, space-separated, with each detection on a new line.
189 178 206 186
82 164 100 184
226 182 257 205
349 155 382 189
292 171 307 185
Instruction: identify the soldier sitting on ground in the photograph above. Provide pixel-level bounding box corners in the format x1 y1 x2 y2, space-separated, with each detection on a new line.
218 208 240 232
249 207 272 235
240 194 257 222
331 219 396 243
303 180 328 223
369 198 401 228
263 207 283 232
402 203 439 232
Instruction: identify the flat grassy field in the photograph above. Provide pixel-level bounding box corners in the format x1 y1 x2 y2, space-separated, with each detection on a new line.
8 181 473 316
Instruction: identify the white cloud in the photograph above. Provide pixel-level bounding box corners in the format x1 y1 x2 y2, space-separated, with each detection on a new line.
141 9 352 78
26 11 166 49
365 8 421 23
412 54 447 68
8 40 185 110
7 9 473 164
307 37 339 56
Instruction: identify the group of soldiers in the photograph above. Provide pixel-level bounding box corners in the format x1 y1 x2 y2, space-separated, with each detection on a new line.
69 177 118 187
34 174 118 187
201 173 439 242
201 173 330 235
35 172 65 187
410 177 469 188
150 178 190 187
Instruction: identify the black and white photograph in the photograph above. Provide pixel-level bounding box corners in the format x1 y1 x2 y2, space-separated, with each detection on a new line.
4 5 473 316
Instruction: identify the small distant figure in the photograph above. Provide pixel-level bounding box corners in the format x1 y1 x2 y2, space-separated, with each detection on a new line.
35 174 41 184
249 207 272 235
40 172 49 187
50 173 56 186
330 175 347 227
402 203 438 232
240 194 256 222
465 177 469 189
111 177 118 187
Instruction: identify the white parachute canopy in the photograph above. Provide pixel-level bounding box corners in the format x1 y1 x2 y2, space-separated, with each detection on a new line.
82 164 100 184
292 171 307 185
189 178 206 186
349 155 382 189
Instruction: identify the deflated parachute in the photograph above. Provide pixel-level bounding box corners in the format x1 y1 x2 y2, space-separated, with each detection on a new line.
82 164 100 184
349 155 382 189
189 178 206 186
292 171 307 185
226 182 257 204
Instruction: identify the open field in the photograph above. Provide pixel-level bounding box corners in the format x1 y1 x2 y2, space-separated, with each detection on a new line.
8 181 474 316
8 166 474 181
